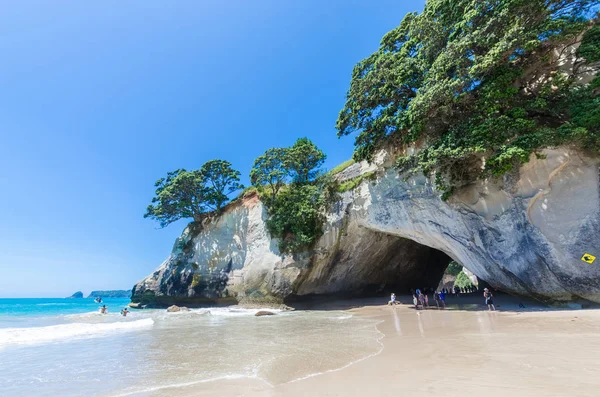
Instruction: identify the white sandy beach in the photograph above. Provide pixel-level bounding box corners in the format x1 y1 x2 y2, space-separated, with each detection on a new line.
148 296 600 397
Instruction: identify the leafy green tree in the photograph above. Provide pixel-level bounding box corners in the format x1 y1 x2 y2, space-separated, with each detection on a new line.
250 139 332 252
266 184 325 253
144 169 211 227
145 160 243 227
337 0 599 196
200 160 244 212
285 137 326 184
250 148 289 204
445 261 463 277
454 271 474 290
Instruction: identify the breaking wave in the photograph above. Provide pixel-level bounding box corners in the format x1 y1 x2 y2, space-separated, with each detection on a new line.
0 318 154 348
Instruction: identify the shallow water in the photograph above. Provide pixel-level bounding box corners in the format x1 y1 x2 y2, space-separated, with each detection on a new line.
0 299 382 397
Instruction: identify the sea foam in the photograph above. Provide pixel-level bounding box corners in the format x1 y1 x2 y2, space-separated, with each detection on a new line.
0 318 154 347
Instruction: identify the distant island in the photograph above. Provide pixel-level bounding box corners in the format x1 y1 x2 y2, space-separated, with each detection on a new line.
68 291 83 299
87 290 131 299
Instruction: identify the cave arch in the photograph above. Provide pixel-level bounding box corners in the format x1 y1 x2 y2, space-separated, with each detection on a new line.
287 227 464 301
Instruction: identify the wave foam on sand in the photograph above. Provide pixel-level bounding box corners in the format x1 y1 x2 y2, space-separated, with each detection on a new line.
0 318 154 348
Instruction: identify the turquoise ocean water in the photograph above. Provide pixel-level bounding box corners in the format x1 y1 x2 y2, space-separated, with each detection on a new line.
0 298 131 319
0 297 382 397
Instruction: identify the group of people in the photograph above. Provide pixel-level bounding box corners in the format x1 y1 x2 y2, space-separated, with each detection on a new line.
387 287 496 311
99 305 130 316
411 288 446 310
438 285 479 297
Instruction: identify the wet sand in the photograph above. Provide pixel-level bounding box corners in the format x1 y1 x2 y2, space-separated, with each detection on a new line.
145 295 600 397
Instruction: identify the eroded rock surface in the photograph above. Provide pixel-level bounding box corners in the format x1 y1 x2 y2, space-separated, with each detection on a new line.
132 147 600 305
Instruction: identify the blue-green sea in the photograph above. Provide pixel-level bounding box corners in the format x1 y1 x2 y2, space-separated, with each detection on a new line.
0 297 382 397
0 297 131 320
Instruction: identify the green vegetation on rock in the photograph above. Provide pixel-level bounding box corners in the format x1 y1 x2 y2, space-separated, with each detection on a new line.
251 138 330 253
454 271 474 289
144 160 243 227
327 159 355 176
286 138 327 184
336 171 376 193
337 0 600 198
445 261 463 277
250 148 288 205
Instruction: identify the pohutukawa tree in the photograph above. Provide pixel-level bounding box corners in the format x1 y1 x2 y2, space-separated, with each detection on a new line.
250 138 328 252
250 147 289 204
200 160 244 212
285 137 326 184
145 160 243 227
336 0 599 198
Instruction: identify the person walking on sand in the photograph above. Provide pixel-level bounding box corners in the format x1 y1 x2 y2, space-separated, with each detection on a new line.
388 293 398 306
424 291 429 308
413 293 419 309
483 288 496 311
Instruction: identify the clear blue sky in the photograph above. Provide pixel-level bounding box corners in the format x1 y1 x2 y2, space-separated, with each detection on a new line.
0 0 425 298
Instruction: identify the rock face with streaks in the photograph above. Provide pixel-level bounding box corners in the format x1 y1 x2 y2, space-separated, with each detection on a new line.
131 147 600 306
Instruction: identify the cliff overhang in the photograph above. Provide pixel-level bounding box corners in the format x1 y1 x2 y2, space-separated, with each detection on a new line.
132 146 600 306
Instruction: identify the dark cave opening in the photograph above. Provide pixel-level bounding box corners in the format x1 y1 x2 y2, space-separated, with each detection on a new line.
357 238 454 296
286 228 456 303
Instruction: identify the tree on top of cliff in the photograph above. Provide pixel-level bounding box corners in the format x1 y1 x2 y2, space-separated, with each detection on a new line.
250 138 326 194
285 138 326 184
250 147 289 204
337 0 599 197
145 160 243 227
250 138 328 253
200 160 244 212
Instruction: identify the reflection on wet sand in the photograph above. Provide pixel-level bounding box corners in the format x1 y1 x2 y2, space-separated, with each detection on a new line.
164 296 600 397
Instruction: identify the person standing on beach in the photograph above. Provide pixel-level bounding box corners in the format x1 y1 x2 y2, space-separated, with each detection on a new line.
424 292 429 308
438 290 446 309
418 290 425 308
389 293 398 305
454 285 460 297
483 288 496 311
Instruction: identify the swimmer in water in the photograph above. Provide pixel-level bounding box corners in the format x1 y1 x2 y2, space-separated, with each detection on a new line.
120 308 129 317
100 305 107 314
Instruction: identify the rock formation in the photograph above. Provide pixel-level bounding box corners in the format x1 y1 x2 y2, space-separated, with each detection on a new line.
255 311 275 316
68 291 83 299
166 305 189 312
87 290 132 299
132 147 600 306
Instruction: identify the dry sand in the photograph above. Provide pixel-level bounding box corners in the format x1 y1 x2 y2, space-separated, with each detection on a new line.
147 295 600 397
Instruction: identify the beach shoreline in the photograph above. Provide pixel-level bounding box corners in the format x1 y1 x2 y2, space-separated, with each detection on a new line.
151 294 600 397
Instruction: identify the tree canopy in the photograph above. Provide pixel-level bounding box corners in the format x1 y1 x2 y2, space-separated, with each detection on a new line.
250 147 289 204
145 160 243 227
250 138 330 253
200 160 244 212
454 271 475 290
285 137 326 184
249 138 326 192
337 0 600 197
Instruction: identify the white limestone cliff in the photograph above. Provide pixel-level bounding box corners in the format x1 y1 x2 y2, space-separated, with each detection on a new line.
132 147 600 306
